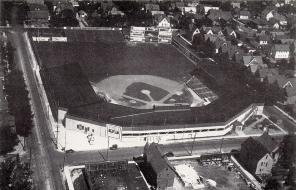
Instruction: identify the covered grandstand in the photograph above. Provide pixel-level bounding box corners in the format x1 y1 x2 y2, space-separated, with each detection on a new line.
28 28 262 147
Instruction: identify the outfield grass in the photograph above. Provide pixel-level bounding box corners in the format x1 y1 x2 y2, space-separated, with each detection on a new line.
34 41 196 83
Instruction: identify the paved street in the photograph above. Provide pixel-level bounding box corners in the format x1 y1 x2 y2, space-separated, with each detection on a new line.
10 29 64 190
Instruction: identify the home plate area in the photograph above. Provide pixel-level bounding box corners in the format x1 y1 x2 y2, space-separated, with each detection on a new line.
91 75 209 109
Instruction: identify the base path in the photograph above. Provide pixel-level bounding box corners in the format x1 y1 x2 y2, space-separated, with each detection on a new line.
91 75 197 109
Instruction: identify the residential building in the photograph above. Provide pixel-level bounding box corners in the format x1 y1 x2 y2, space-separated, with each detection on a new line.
155 16 171 28
207 10 232 22
243 56 265 74
240 133 280 176
277 76 296 104
145 3 160 13
231 2 240 9
258 34 270 45
182 7 197 14
262 7 276 21
144 143 176 190
26 3 49 26
272 44 290 60
224 26 237 38
239 10 251 20
197 4 219 14
273 12 287 25
109 7 125 16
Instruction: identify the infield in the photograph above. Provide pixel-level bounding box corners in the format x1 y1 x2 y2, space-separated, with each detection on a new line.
91 75 194 109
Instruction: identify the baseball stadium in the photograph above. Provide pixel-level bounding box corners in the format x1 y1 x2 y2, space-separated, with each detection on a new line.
28 29 261 147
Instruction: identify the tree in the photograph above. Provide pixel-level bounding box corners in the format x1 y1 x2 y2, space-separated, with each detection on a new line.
5 70 33 137
0 126 18 155
279 135 296 188
0 155 33 190
265 178 281 190
220 1 232 11
202 38 215 57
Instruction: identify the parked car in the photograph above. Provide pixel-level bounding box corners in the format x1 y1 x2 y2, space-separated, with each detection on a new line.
165 152 174 157
66 149 75 153
110 144 118 150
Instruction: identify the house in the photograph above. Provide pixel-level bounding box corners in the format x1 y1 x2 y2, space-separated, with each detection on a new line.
207 10 232 22
182 7 197 14
202 26 223 36
26 3 49 26
276 76 296 104
280 38 295 45
197 4 219 15
144 143 176 190
214 37 228 54
109 7 125 16
272 44 290 60
258 34 270 45
272 22 280 30
174 2 185 10
155 16 171 28
243 56 266 73
239 10 251 20
145 3 160 12
54 1 74 14
239 133 280 176
275 13 287 26
224 26 237 38
151 11 165 16
258 67 296 104
231 2 240 9
262 6 276 21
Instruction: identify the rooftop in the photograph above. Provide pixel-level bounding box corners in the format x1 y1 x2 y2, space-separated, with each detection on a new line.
274 44 290 51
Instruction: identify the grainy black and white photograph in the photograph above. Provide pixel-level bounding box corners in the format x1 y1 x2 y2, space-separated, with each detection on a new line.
0 0 296 189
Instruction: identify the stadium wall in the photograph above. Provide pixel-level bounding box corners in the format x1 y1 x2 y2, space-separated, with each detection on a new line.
62 104 263 145
65 115 107 138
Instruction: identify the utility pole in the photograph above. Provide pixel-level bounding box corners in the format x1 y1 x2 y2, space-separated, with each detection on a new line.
56 100 59 149
190 132 197 155
107 135 109 161
219 138 224 153
29 147 32 169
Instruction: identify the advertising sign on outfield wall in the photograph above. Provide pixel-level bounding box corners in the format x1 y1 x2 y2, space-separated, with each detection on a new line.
52 37 67 42
32 36 50 41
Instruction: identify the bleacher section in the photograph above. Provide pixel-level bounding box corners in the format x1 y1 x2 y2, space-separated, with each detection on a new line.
186 76 218 104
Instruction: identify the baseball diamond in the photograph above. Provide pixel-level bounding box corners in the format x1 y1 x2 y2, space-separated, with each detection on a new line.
28 29 261 148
